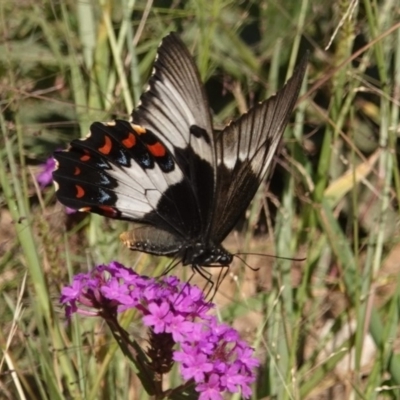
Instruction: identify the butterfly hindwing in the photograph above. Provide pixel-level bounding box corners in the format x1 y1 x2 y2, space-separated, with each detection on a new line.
53 120 183 223
211 56 308 243
54 33 217 240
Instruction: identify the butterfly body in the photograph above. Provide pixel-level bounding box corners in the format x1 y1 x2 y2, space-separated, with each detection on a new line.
53 33 307 272
120 226 233 267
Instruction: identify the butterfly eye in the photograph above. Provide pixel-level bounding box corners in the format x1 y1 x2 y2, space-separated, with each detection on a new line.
218 251 233 265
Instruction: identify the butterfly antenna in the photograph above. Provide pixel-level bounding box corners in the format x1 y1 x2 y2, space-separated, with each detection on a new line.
235 252 306 263
233 254 259 271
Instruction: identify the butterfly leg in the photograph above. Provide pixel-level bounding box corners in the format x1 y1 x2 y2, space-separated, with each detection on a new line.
215 265 230 292
191 265 215 299
161 256 182 276
196 264 231 300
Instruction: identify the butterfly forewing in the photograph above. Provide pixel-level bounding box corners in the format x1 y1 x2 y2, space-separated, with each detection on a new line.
132 34 217 237
211 56 308 243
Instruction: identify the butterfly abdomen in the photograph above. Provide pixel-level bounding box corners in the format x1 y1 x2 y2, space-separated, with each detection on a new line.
120 226 183 256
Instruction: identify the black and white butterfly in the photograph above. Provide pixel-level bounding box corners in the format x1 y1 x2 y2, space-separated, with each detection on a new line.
53 33 307 280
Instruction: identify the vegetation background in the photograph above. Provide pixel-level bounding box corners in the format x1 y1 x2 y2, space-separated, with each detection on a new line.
1 0 400 399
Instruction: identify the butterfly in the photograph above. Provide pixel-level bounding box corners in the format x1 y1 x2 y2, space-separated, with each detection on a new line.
53 33 307 280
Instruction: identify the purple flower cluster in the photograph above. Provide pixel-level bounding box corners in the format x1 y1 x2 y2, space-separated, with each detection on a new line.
60 261 259 399
173 317 259 399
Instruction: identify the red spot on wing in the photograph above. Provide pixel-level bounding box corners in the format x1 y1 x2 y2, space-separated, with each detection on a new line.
147 142 166 157
99 205 118 217
99 135 112 155
122 132 136 148
80 153 90 162
77 206 117 218
74 166 81 175
75 185 85 198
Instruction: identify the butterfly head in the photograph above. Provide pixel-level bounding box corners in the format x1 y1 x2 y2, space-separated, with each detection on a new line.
181 242 233 267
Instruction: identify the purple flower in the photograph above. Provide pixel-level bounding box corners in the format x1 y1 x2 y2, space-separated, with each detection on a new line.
142 302 172 333
166 314 194 342
175 350 214 382
221 363 247 393
101 280 134 306
60 262 259 398
60 274 84 302
36 157 56 188
36 154 77 214
197 374 223 400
